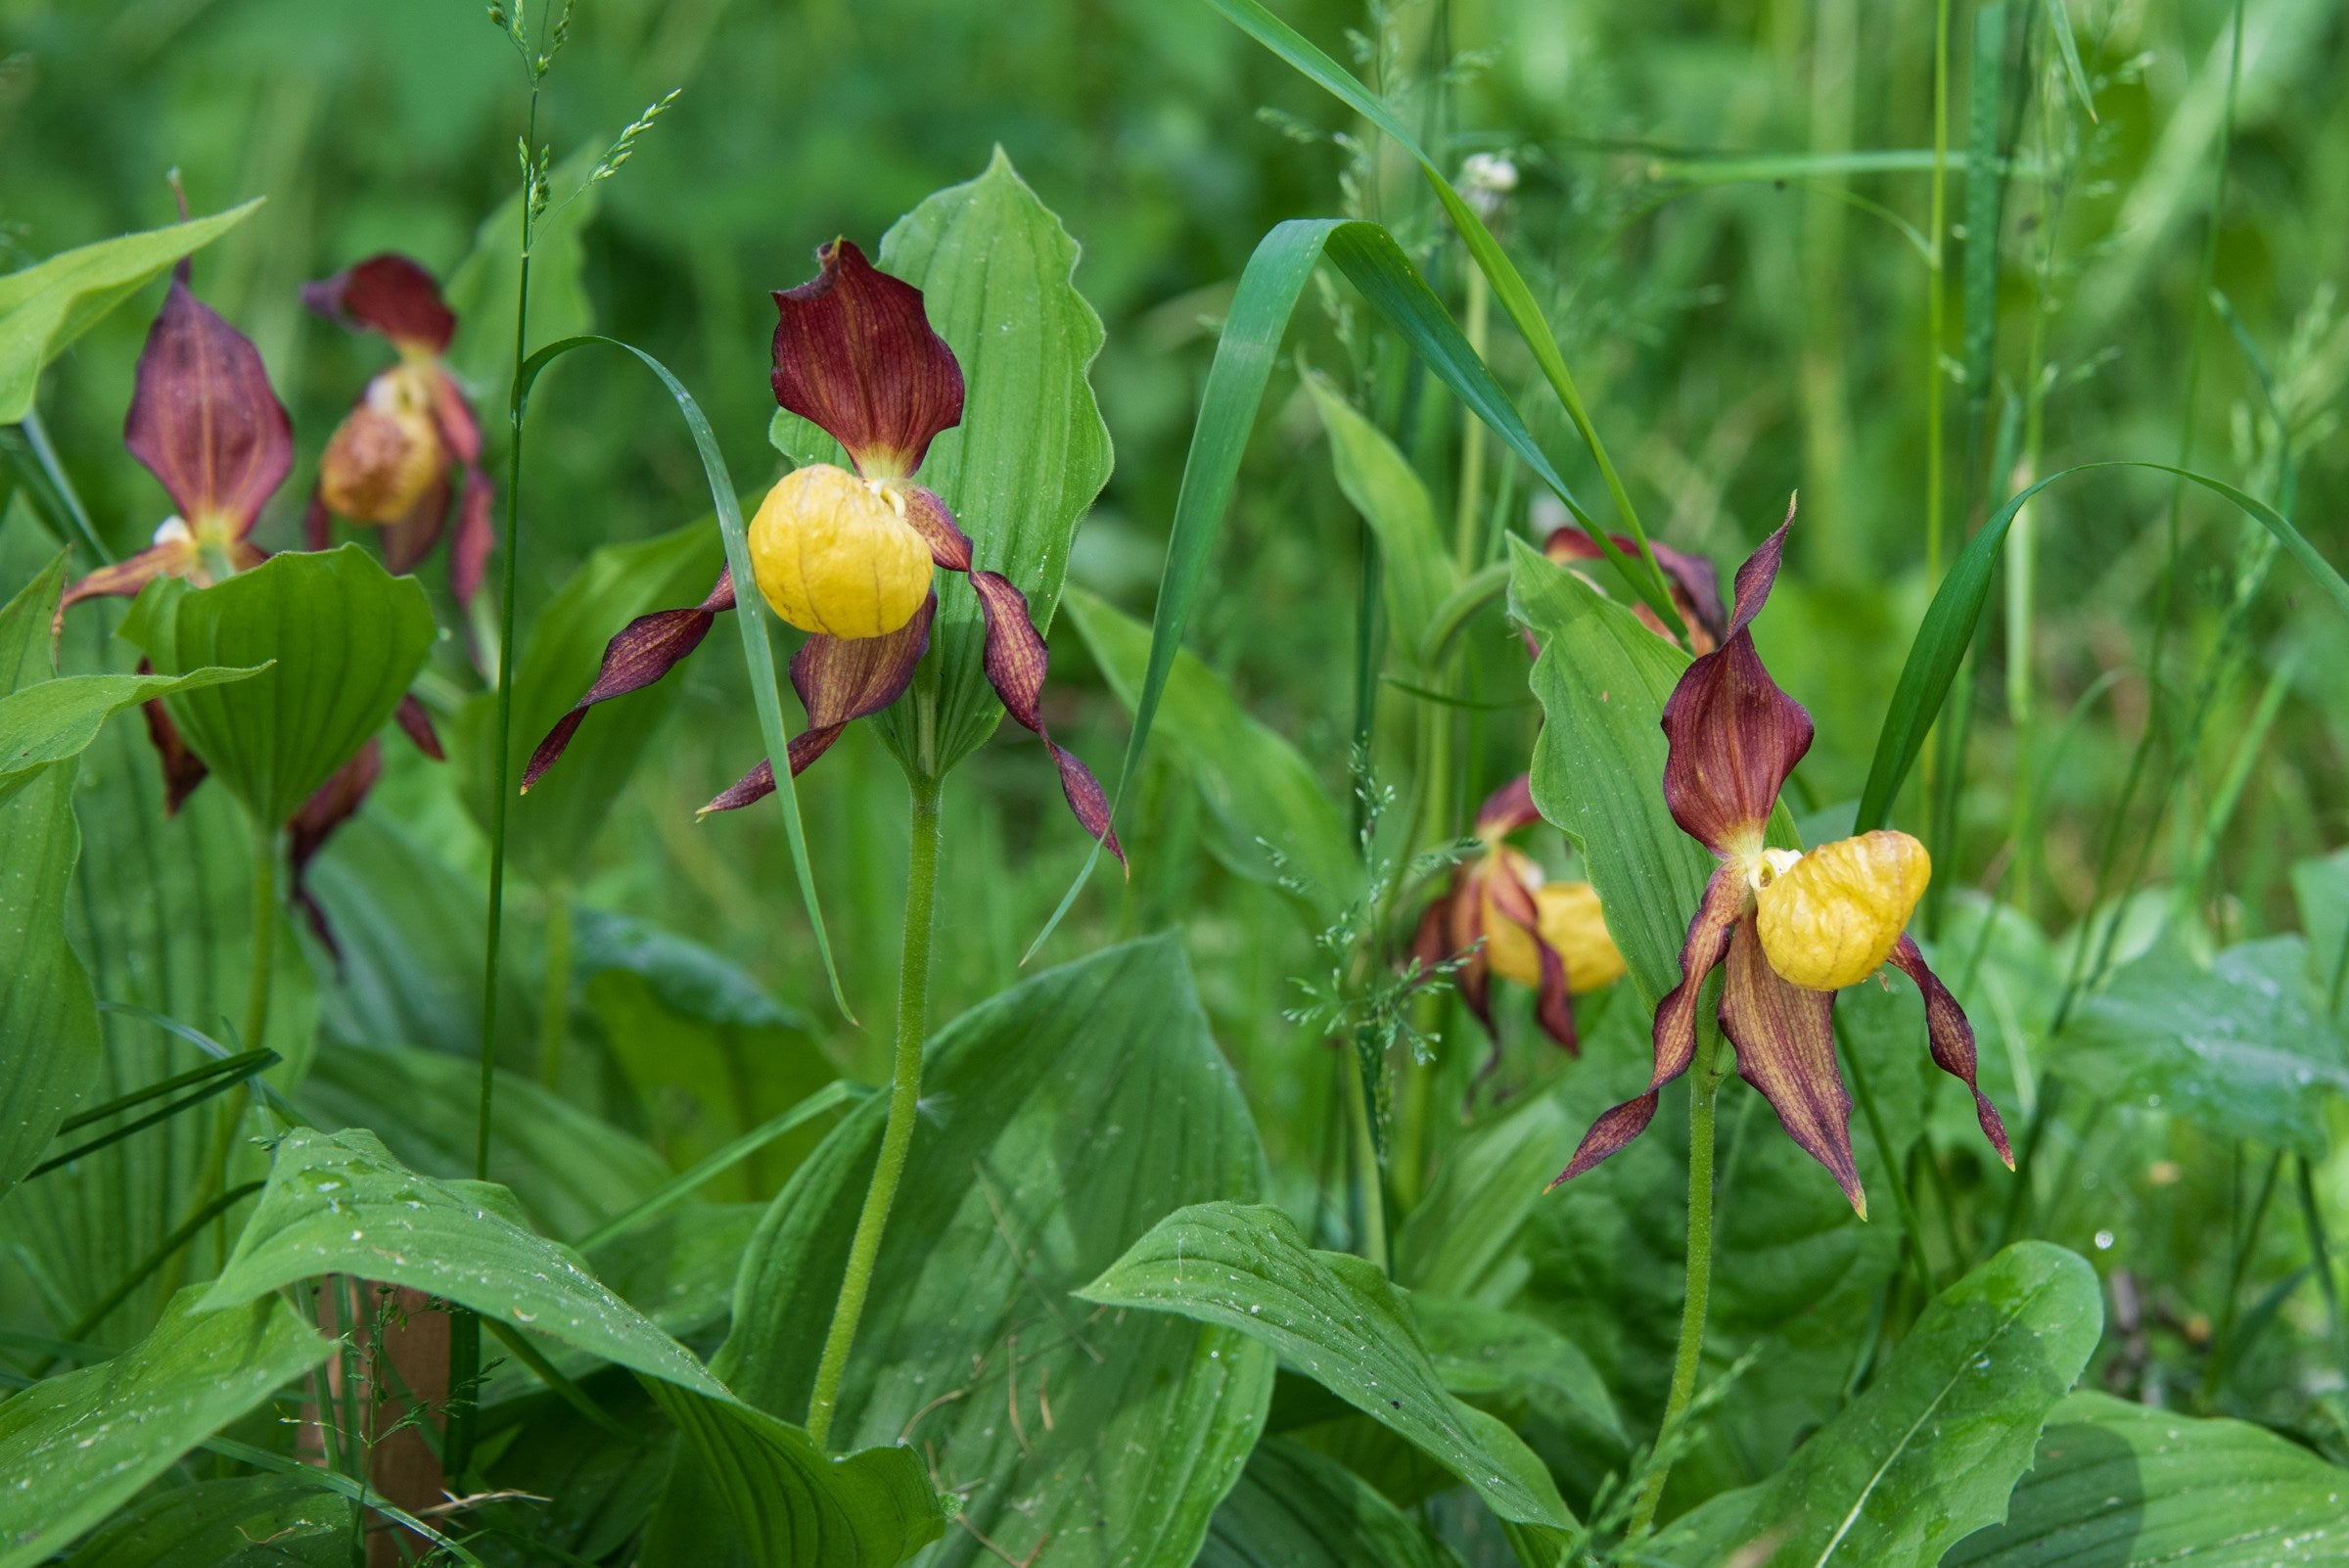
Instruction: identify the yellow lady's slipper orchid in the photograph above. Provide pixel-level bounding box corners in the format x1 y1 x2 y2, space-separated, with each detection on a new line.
748 463 935 638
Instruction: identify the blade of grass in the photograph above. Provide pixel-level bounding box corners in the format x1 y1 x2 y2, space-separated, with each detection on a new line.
1856 459 2349 832
2043 0 2099 122
202 1435 487 1567
513 335 850 1022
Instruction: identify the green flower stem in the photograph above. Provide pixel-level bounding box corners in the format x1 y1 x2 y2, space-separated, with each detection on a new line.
1343 1033 1388 1272
806 771 944 1450
1631 1023 1724 1538
537 885 572 1090
244 814 278 1052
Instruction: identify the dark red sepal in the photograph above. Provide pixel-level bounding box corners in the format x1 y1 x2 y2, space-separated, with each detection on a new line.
302 255 457 354
449 467 495 611
1658 519 1811 858
701 595 937 816
1543 527 1727 652
1484 863 1579 1053
1472 774 1541 840
290 738 384 960
1890 936 2013 1169
135 663 209 815
380 470 451 576
901 485 973 571
1721 917 1863 1216
124 279 293 535
968 570 1124 870
394 694 444 761
523 570 737 792
771 241 964 481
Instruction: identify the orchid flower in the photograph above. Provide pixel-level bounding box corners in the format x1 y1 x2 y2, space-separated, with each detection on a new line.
1543 525 1726 655
56 262 292 620
1551 521 2012 1215
1412 776 1626 1055
524 240 1121 862
301 255 493 609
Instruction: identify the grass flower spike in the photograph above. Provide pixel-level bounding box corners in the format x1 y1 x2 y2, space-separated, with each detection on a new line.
1552 518 2012 1215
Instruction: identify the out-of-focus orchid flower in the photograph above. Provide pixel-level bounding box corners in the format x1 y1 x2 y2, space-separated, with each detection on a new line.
1411 776 1625 1056
56 264 292 622
302 255 493 608
1550 520 2012 1215
1543 525 1726 655
524 240 1121 863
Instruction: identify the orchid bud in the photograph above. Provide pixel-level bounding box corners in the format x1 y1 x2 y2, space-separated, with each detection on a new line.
319 365 445 524
748 463 935 639
1755 830 1931 992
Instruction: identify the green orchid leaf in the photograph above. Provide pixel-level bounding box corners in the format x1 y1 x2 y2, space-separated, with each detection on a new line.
0 1287 328 1568
0 557 101 1202
1304 371 1459 671
643 1380 946 1568
200 1126 724 1396
1947 1391 2349 1566
1654 1241 2102 1567
0 201 261 424
865 147 1116 777
1197 1438 1468 1568
119 546 435 826
0 663 263 807
1060 583 1359 919
1410 1292 1625 1446
650 936 1273 1568
1078 1200 1577 1530
61 1476 349 1568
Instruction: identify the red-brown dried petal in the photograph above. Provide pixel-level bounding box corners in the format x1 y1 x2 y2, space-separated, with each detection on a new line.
394 693 445 761
1472 774 1541 841
55 533 202 627
1890 935 2014 1169
899 484 973 571
125 279 293 536
1543 527 1727 653
302 255 457 354
1485 861 1578 1053
135 661 209 815
290 738 384 959
522 570 737 792
968 569 1124 869
771 240 964 481
1721 916 1863 1216
1659 521 1810 857
449 465 494 611
1551 863 1746 1189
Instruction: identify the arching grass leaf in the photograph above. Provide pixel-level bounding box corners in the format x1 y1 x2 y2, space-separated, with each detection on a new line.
1304 371 1457 670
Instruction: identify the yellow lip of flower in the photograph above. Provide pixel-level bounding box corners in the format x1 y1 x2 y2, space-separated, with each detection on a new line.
1479 860 1628 995
1754 829 1931 992
319 365 445 524
748 463 937 639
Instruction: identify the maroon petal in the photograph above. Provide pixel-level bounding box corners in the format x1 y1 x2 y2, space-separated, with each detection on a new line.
449 465 495 610
968 570 1125 870
379 469 451 576
1721 917 1863 1216
1551 864 1746 1189
135 664 209 815
1485 863 1578 1053
1472 774 1541 840
290 737 383 959
56 533 201 626
1543 528 1727 653
303 255 457 354
901 484 973 571
522 570 736 792
1659 520 1810 858
701 596 937 816
394 694 445 761
427 368 482 465
771 240 964 481
301 488 332 551
125 279 293 536
1890 936 2014 1169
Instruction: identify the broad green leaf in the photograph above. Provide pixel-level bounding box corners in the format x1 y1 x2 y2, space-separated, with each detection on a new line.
1948 1391 2349 1566
1410 1292 1624 1445
448 515 722 886
0 201 260 423
645 1380 946 1568
1858 462 2349 831
297 1040 670 1242
2054 936 2349 1156
1197 1438 1468 1568
0 664 263 808
586 1201 763 1344
120 546 435 826
444 149 600 392
200 1126 724 1396
1654 1242 2102 1567
62 1476 348 1568
863 148 1115 777
654 936 1273 1568
1393 1075 1575 1305
1304 372 1458 669
471 1380 673 1567
0 559 100 1202
1059 584 1359 917
1078 1200 1576 1529
0 1287 328 1568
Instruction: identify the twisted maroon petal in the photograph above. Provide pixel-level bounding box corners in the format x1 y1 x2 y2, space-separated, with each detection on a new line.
125 279 293 535
1659 519 1810 857
379 470 451 576
901 484 973 571
1485 865 1578 1054
449 465 495 611
968 570 1124 870
289 739 384 961
301 488 332 552
1551 864 1746 1189
522 570 736 792
394 694 444 761
1472 774 1541 840
1890 936 2014 1169
1721 917 1863 1216
134 662 209 815
56 534 202 626
1543 528 1727 653
771 240 964 481
701 595 938 816
302 255 457 354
